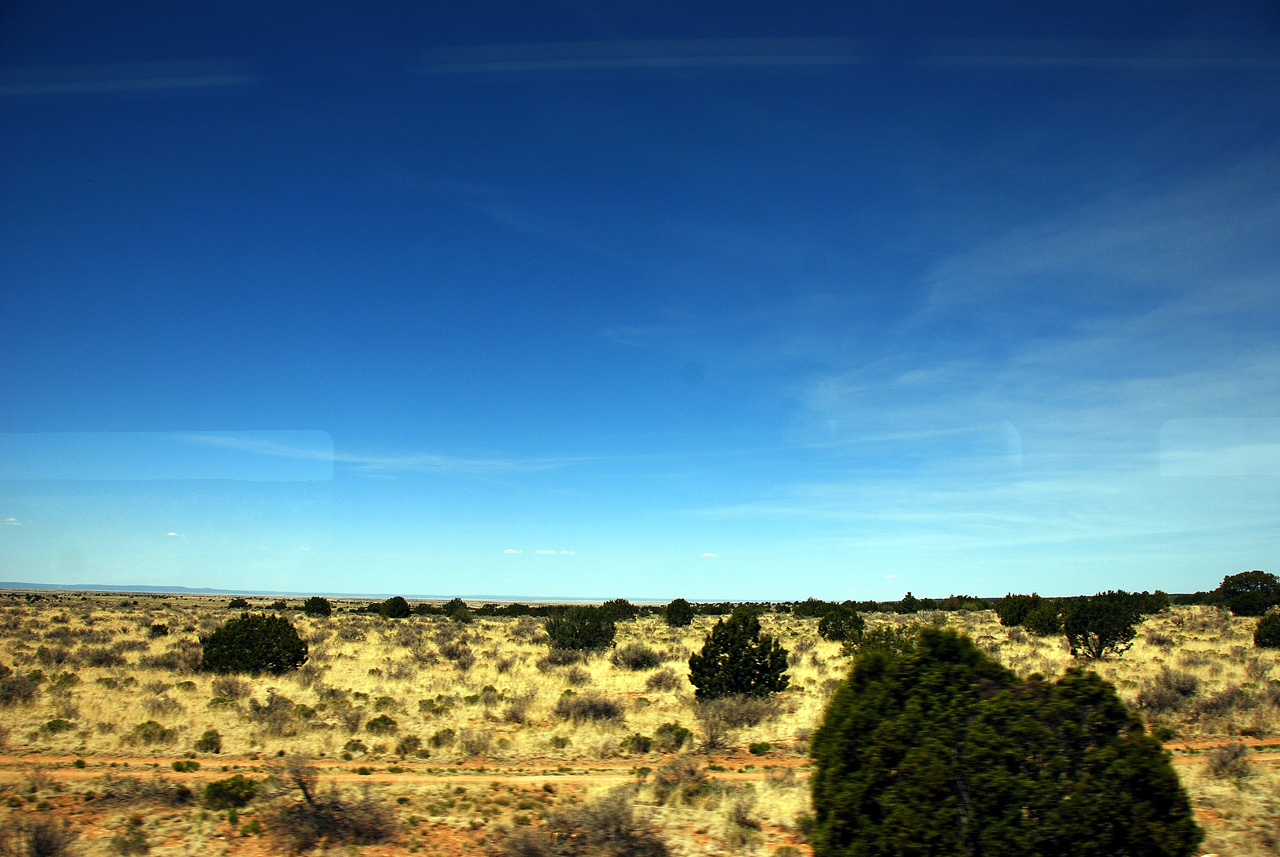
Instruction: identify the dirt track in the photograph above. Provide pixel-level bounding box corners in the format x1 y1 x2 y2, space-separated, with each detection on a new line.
2 738 1277 788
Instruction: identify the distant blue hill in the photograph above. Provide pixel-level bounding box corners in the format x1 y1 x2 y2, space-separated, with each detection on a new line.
0 580 647 603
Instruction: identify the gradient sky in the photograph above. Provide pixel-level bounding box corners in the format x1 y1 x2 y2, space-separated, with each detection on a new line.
2 2 1279 600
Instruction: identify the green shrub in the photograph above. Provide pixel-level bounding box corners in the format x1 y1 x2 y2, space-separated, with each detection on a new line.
611 643 662 671
624 733 653 753
200 613 308 675
664 598 695 627
1255 612 1280 648
379 596 411 619
688 608 789 699
552 691 624 722
545 607 616 651
817 607 864 642
302 597 332 617
132 721 176 745
194 729 222 753
1063 591 1142 659
42 718 74 735
227 598 249 609
110 814 149 856
995 593 1043 627
366 714 398 735
172 760 199 772
1022 599 1064 636
441 598 473 623
203 774 257 810
654 722 691 752
810 628 1201 857
840 624 919 658
148 624 169 638
1219 570 1280 617
490 787 667 857
748 741 772 755
599 598 639 622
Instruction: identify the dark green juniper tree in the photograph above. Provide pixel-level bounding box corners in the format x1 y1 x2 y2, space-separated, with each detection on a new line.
664 597 695 627
200 613 308 676
1217 570 1280 617
688 607 789 699
810 627 1201 857
544 606 616 651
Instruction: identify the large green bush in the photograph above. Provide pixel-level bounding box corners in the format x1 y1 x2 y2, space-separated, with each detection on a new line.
1218 570 1280 617
1255 612 1280 648
545 606 616 651
810 628 1201 857
817 606 865 643
664 598 695 627
200 613 308 675
378 596 411 619
995 592 1043 627
302 596 332 617
688 607 789 699
1062 591 1143 659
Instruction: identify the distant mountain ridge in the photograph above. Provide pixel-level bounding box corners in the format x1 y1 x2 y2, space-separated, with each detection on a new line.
0 580 647 603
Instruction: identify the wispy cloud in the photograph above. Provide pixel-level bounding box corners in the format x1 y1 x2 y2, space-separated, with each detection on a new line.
1 59 256 97
4 517 20 526
165 531 185 538
503 548 523 554
186 433 599 477
532 549 576 555
701 552 718 558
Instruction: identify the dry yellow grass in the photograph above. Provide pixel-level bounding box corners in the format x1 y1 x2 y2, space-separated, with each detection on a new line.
0 591 1276 855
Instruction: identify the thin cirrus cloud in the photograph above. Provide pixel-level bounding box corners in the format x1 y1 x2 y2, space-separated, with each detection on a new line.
506 548 574 555
165 531 185 538
701 553 718 558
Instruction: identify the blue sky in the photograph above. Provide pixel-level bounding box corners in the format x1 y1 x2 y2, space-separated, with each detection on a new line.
2 3 1279 600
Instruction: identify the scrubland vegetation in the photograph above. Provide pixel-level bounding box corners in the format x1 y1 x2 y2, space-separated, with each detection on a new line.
0 582 1276 856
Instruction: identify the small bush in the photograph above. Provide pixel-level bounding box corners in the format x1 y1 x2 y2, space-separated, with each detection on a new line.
0 671 39 707
210 675 250 699
490 787 667 857
748 741 772 755
395 735 423 757
228 598 250 609
148 624 169 638
1206 742 1253 780
553 691 624 722
267 759 397 852
0 816 78 857
82 647 126 667
200 613 308 676
1135 668 1201 715
458 729 492 756
625 734 654 753
365 714 398 735
194 729 222 754
111 814 151 856
612 643 662 671
131 721 176 745
203 774 257 809
651 757 707 804
429 728 456 748
646 667 682 692
654 722 692 753
1254 612 1280 648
